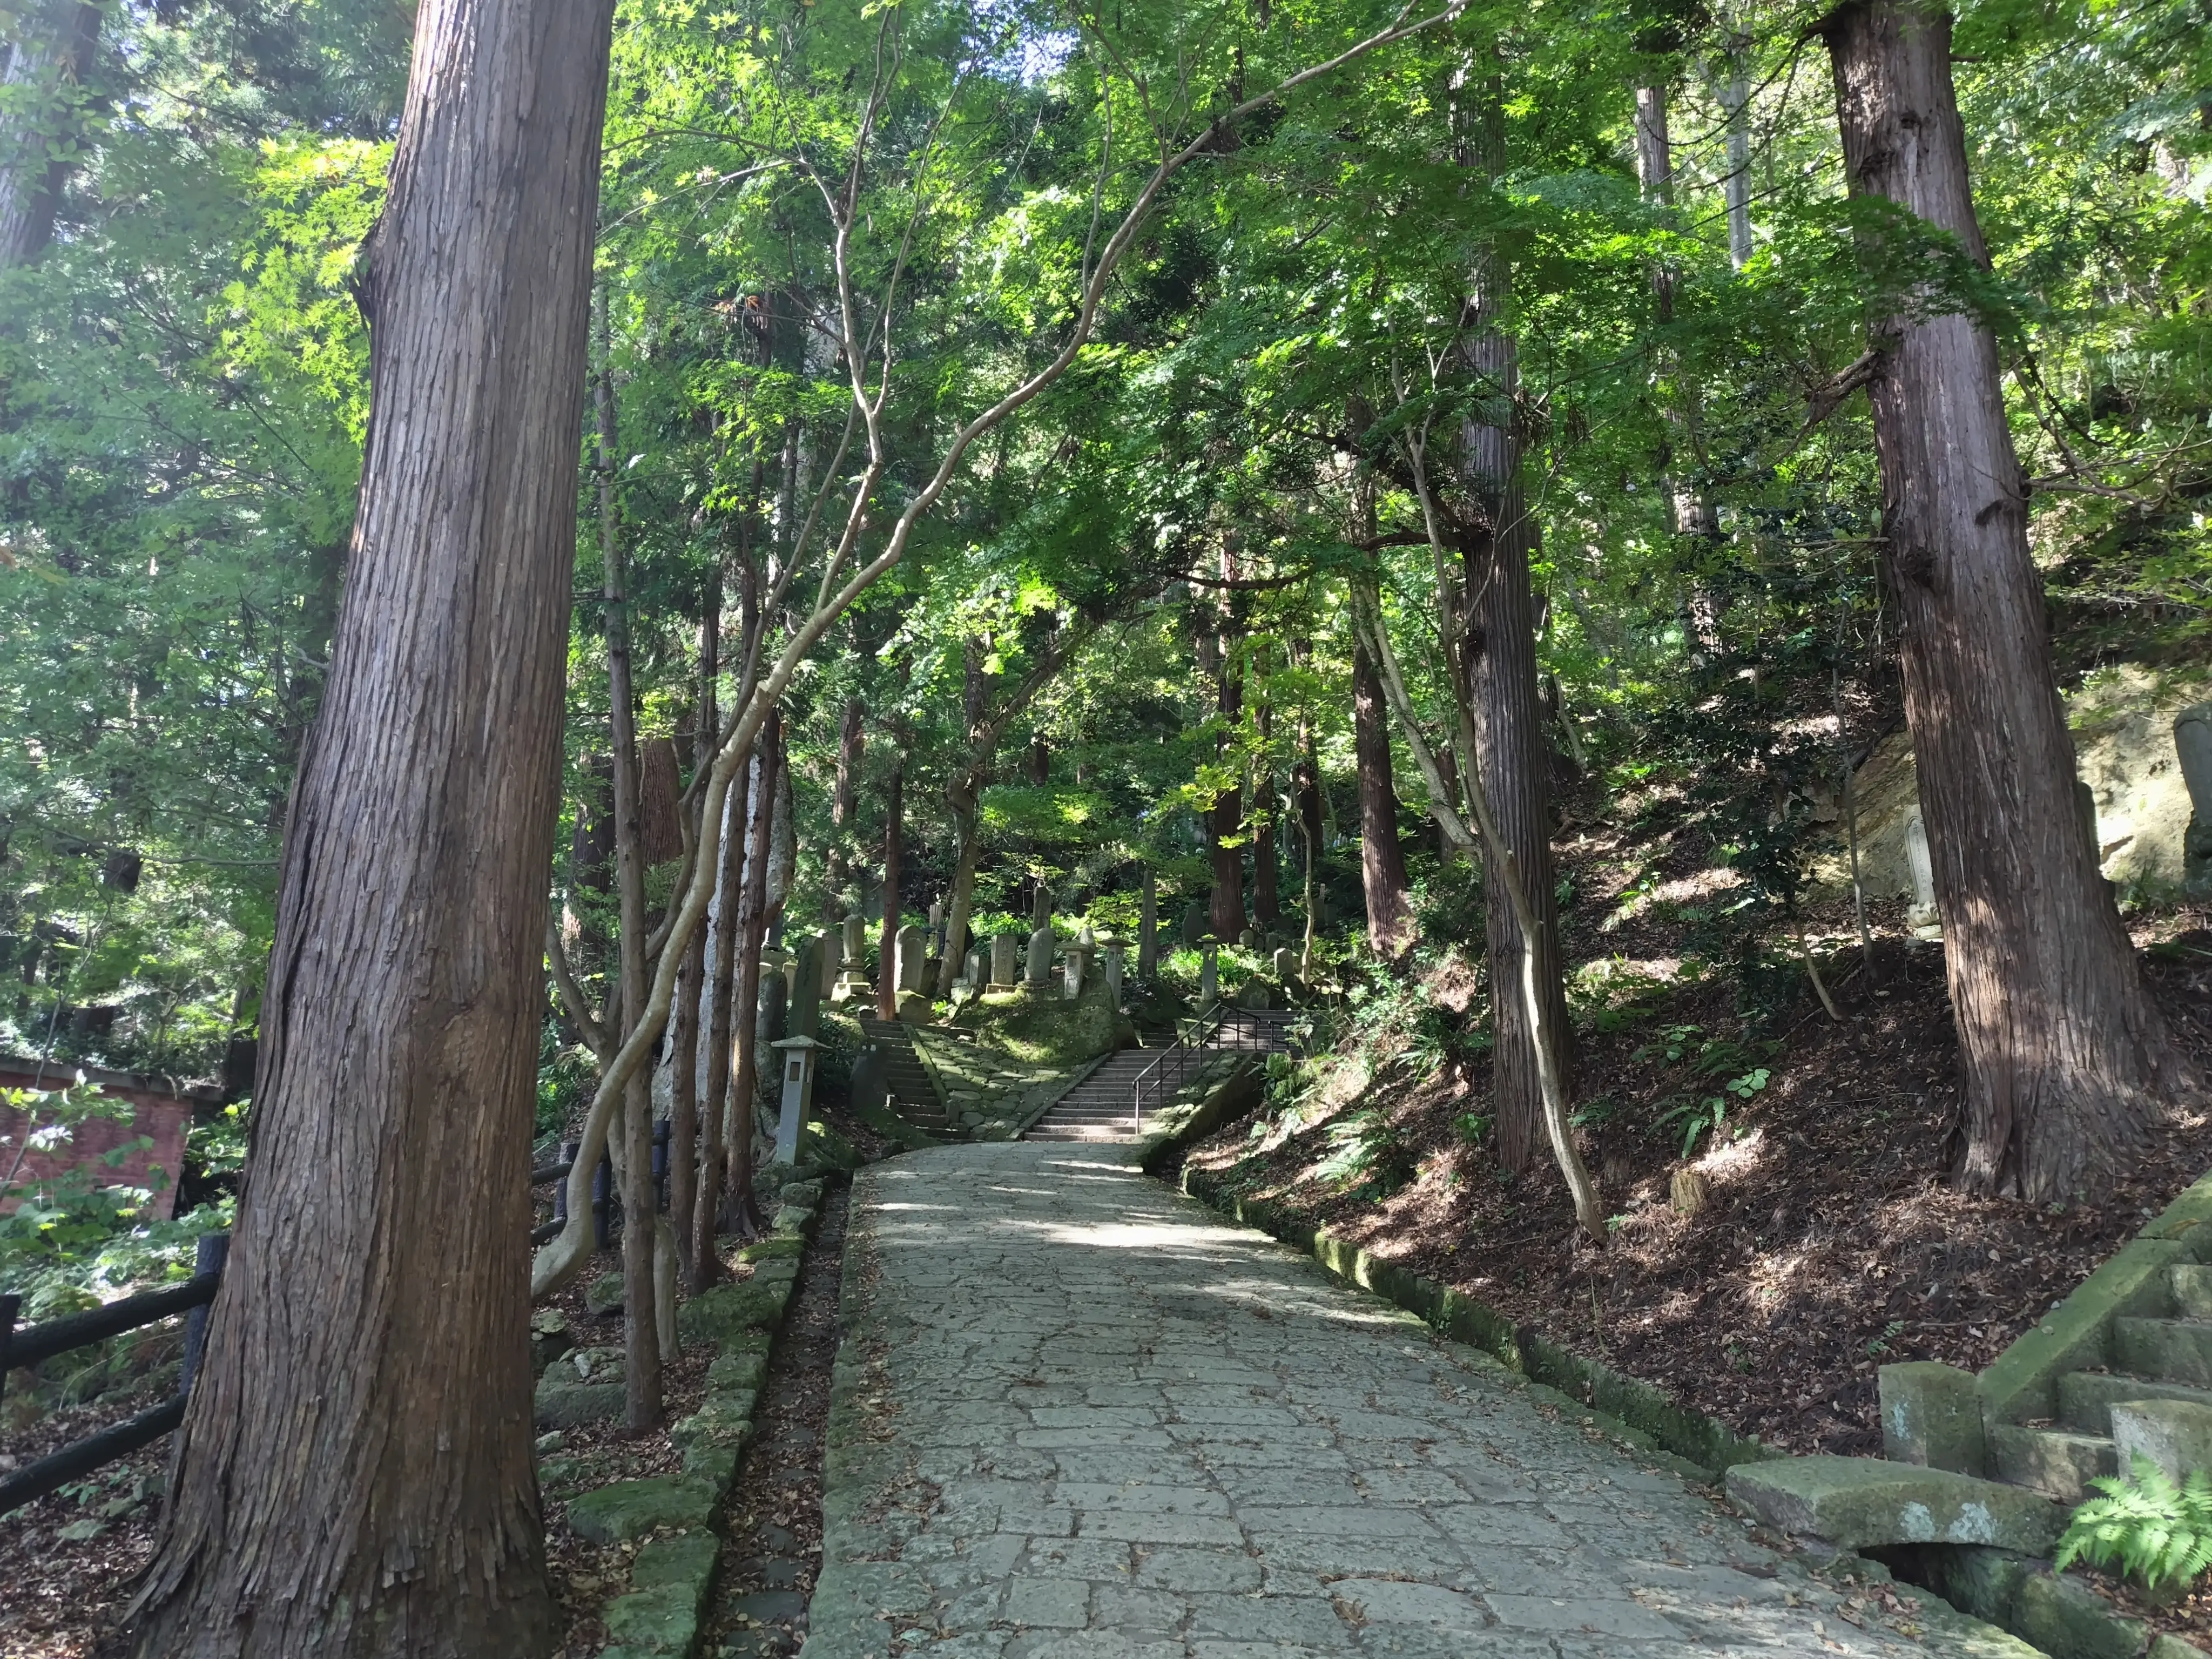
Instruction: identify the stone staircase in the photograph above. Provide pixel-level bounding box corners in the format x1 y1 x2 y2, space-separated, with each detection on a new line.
1024 1050 1166 1142
1994 1259 2212 1501
854 1017 949 1135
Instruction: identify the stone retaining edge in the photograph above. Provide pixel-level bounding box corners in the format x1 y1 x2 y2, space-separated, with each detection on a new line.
1170 1158 1771 1481
585 1177 831 1659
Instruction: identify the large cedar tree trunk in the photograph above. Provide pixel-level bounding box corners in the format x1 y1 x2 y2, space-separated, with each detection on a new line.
0 1 99 268
1351 638 1414 955
1455 64 1573 1178
134 2 615 1650
1461 452 1571 1177
1823 0 2193 1197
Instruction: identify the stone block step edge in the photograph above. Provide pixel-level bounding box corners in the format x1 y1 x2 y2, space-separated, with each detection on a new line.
582 1177 828 1659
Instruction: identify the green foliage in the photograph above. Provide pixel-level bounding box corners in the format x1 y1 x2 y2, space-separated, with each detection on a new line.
2056 1457 2212 1590
1311 1108 1413 1202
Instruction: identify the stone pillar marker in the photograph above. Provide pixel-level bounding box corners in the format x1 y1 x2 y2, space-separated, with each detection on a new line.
990 932 1019 989
928 898 946 954
1025 921 1054 990
1272 946 1296 981
770 1035 818 1166
2179 702 2212 898
894 922 931 1020
832 911 873 1002
894 923 927 993
1063 922 1093 1000
788 931 825 1040
757 972 788 1048
1137 867 1158 978
1104 941 1124 1007
1199 939 1219 1006
1905 810 1938 935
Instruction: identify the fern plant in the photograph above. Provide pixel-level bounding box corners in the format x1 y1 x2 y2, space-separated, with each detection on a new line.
2055 1456 2212 1589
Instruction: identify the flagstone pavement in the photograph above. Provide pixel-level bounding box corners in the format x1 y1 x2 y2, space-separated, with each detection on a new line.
798 1141 2031 1659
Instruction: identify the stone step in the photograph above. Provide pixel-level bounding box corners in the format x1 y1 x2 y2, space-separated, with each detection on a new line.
2114 1317 2212 1387
2170 1264 2212 1320
1988 1422 2117 1502
2058 1369 2212 1434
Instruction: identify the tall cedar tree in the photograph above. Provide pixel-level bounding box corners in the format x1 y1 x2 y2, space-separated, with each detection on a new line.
1821 0 2198 1197
134 0 617 1650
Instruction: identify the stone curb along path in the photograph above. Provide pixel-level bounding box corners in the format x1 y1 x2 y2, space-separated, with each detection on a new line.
547 1176 831 1659
801 1142 2036 1659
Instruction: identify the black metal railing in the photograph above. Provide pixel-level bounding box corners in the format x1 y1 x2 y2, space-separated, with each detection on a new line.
1127 1003 1293 1130
0 1231 227 1517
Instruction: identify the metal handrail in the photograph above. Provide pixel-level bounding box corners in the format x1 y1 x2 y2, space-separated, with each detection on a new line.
1127 1005 1299 1130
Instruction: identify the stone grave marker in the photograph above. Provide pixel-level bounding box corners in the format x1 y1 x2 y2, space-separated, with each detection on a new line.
1905 810 1938 935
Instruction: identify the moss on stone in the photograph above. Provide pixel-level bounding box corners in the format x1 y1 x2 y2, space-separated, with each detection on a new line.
951 980 1135 1067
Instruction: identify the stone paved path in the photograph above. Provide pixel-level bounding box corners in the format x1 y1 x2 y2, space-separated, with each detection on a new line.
802 1143 2029 1659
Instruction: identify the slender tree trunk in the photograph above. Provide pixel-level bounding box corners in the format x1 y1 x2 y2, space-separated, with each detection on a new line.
876 763 903 1019
1289 638 1325 970
1633 77 1717 540
668 586 717 1279
1351 638 1414 955
689 744 751 1290
134 2 614 1649
0 1 99 269
596 286 662 1431
1462 470 1571 1176
825 695 863 921
1251 689 1280 930
1209 636 1245 941
1718 10 1755 269
938 771 981 997
1822 0 2194 1198
1454 58 1572 1177
723 712 779 1237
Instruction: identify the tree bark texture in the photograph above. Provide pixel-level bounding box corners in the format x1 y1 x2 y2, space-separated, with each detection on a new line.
669 593 718 1274
722 711 779 1238
938 771 981 997
825 694 862 920
689 752 751 1290
1209 643 1245 941
134 2 615 1651
0 1 99 269
1823 0 2193 1198
597 287 662 1433
876 761 903 1019
1460 333 1571 1179
1351 638 1414 956
1251 694 1280 929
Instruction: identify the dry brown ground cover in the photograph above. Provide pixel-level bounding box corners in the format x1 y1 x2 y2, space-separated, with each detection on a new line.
1180 821 2212 1460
